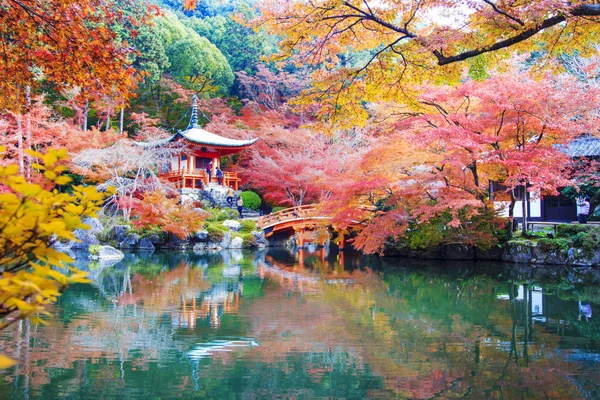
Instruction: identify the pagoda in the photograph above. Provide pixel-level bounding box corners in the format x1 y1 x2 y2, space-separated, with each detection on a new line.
160 96 257 191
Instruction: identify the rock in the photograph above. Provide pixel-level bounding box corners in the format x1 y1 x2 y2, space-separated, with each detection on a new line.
502 241 533 263
219 231 232 249
90 245 124 261
138 238 155 250
82 217 104 234
222 220 242 231
252 231 266 244
441 244 475 260
475 246 503 260
193 242 207 252
166 235 189 249
193 230 209 241
119 234 140 249
111 225 131 242
71 229 100 250
230 236 244 249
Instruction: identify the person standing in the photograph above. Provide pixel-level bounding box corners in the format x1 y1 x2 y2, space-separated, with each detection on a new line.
237 196 244 218
577 196 591 224
206 161 212 184
226 186 235 207
216 167 223 185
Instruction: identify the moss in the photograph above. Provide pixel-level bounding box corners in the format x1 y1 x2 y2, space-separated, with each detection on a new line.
240 219 256 233
240 232 258 247
536 238 570 252
205 222 226 243
556 224 600 238
572 232 600 257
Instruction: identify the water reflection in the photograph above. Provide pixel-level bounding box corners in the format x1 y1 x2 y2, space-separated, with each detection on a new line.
1 248 599 399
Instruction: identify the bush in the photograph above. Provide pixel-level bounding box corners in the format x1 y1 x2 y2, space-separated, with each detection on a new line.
572 232 600 256
241 191 261 211
240 232 258 247
536 238 570 252
240 219 256 233
218 208 240 221
556 224 600 238
206 223 226 243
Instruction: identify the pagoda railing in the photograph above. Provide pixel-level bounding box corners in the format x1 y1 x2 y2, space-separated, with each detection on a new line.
159 169 241 190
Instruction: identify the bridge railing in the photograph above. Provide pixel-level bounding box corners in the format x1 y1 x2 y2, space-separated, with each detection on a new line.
257 205 318 229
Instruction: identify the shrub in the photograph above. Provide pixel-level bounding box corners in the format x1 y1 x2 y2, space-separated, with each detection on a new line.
272 206 286 213
241 219 257 233
556 224 600 238
241 191 261 211
536 238 570 252
218 208 240 221
240 232 258 247
572 232 600 256
206 224 226 243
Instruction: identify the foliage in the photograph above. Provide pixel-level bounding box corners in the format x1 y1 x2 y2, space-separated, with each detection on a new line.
254 0 600 129
240 219 257 233
555 224 600 238
0 0 148 111
239 232 258 247
536 238 570 252
166 30 234 94
205 222 226 243
240 191 261 211
271 206 286 213
0 148 107 367
129 190 207 239
572 232 600 257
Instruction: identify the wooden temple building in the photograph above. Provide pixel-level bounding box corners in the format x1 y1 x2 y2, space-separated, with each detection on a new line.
160 96 257 191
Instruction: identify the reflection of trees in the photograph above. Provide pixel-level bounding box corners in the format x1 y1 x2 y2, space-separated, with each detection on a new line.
1 251 600 399
246 256 599 399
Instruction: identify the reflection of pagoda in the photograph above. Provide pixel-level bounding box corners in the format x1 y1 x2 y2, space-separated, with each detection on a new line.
160 95 258 191
175 282 243 329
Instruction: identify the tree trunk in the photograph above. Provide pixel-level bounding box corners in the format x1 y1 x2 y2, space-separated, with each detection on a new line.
25 85 31 179
119 106 124 134
521 183 528 235
82 99 89 131
105 112 110 131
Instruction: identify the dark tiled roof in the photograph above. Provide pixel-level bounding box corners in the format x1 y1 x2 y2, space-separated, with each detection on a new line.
563 135 600 157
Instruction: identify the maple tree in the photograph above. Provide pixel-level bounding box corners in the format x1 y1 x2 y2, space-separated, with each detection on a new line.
319 71 597 253
129 190 207 239
0 148 107 368
254 0 600 128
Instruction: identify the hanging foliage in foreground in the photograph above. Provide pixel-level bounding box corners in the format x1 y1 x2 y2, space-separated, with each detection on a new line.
0 148 107 368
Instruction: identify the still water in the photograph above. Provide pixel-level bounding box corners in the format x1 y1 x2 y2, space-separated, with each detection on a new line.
1 248 599 399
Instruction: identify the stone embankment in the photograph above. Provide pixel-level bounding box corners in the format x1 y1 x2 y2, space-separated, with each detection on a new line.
385 241 600 267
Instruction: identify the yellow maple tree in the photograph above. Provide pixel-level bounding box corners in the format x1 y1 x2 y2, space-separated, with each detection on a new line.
0 147 107 369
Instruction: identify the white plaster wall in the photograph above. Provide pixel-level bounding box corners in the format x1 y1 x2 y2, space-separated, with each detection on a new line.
494 197 542 218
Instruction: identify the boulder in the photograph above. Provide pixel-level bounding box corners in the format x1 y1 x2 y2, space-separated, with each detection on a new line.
219 231 232 249
193 242 208 252
111 225 131 242
193 230 209 242
502 241 533 263
82 217 104 234
230 236 244 249
222 220 242 231
441 244 475 260
119 234 140 249
138 238 155 250
252 231 266 244
90 245 124 261
71 229 100 250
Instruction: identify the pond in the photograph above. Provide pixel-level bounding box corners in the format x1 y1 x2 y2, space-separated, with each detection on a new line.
1 248 599 399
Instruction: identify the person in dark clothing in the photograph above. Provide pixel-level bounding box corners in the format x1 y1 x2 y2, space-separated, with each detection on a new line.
216 167 223 185
206 162 212 183
237 196 244 218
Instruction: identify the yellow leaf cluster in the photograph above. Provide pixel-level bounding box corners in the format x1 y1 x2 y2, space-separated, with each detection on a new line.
0 147 106 368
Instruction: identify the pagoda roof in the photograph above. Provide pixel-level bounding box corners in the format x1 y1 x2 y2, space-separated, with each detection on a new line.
170 124 258 149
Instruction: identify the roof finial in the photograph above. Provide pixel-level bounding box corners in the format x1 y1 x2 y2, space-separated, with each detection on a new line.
187 94 198 129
